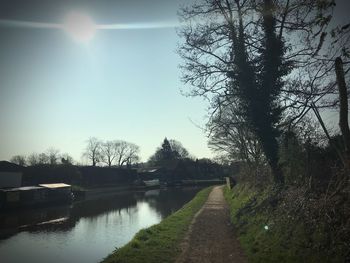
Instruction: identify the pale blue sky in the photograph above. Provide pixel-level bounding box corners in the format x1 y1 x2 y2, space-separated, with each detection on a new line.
0 0 348 163
0 0 213 163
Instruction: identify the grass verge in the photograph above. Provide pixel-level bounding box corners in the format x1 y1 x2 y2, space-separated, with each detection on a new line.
102 186 213 263
224 184 347 263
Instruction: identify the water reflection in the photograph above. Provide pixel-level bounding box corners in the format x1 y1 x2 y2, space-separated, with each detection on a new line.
0 187 202 263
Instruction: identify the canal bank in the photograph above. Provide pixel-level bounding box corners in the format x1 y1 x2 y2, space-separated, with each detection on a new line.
102 187 213 263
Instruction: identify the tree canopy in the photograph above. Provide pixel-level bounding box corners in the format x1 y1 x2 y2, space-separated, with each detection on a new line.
148 138 190 165
178 0 343 184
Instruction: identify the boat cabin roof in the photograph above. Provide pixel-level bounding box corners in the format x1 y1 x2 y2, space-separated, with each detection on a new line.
39 183 71 189
2 186 44 192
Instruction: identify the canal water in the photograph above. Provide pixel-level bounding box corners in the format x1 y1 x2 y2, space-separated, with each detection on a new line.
0 187 203 263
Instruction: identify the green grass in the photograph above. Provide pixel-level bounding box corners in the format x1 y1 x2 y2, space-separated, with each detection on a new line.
102 187 213 263
224 185 302 262
223 185 345 263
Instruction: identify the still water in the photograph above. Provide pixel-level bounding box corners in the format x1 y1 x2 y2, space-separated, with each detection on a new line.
0 187 203 263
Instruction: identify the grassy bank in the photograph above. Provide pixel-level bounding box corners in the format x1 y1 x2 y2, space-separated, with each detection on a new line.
102 186 213 263
224 184 348 263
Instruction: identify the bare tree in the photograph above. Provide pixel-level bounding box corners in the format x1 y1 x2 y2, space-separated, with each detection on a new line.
115 140 129 167
114 141 140 167
46 147 60 165
124 143 140 167
101 140 118 167
83 138 139 167
274 1 350 130
178 0 341 184
38 152 49 165
179 0 292 183
208 103 265 169
27 152 51 165
335 57 350 165
169 139 190 159
10 155 27 166
83 137 102 166
27 153 40 166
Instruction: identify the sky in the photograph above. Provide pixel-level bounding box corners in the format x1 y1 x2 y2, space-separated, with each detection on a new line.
0 0 349 164
0 0 213 163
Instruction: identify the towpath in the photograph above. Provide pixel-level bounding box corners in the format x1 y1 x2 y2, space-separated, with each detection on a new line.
176 186 247 263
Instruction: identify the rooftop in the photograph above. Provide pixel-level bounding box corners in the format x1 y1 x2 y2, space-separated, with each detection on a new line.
1 186 44 192
39 183 71 189
0 161 24 172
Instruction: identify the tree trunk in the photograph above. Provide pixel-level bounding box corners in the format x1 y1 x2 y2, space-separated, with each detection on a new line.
269 159 284 185
335 57 350 161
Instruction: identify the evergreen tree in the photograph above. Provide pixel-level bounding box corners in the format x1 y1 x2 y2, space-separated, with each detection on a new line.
160 138 175 160
148 138 189 165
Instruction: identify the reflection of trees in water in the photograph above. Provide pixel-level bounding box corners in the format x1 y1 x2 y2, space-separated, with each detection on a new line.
0 205 71 239
34 193 139 232
70 193 137 219
67 193 139 232
0 205 71 230
0 187 202 240
138 187 203 218
0 193 138 238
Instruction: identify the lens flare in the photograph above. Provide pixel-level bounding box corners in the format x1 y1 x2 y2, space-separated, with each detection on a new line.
0 16 180 45
63 12 96 43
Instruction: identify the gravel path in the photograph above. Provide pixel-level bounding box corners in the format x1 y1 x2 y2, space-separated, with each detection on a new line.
176 186 247 263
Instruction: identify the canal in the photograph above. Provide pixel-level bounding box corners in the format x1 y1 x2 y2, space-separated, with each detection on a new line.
0 187 203 263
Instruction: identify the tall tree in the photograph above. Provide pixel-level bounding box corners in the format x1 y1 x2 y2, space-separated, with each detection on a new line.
161 138 176 160
83 137 102 166
149 138 190 165
169 139 190 159
179 0 290 183
208 102 265 168
101 140 118 167
115 141 129 167
253 0 288 183
46 147 60 165
123 143 140 167
38 152 49 165
334 56 350 172
108 140 141 167
27 153 40 166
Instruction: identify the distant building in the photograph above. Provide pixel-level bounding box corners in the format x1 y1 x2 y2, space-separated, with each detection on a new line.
0 161 23 188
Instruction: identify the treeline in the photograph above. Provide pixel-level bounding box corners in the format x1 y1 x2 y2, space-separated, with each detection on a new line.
144 138 224 181
9 137 141 168
9 137 225 186
82 137 140 167
11 148 74 167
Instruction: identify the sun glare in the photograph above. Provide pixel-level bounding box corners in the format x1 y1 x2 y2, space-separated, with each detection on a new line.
63 11 96 43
